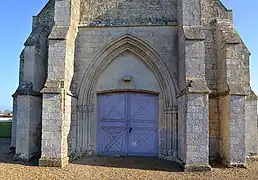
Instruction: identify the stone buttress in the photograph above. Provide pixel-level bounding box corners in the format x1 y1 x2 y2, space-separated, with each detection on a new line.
11 0 55 161
39 0 80 167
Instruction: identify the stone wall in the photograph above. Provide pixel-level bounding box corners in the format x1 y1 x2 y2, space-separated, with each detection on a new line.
200 0 232 26
80 0 177 26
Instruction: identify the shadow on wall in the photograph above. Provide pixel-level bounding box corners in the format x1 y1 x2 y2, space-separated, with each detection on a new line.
71 156 183 172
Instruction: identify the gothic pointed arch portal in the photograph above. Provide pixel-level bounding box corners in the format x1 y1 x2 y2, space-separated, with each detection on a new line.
76 34 179 157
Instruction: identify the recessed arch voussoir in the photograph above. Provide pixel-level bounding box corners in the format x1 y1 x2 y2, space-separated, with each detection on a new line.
76 34 178 108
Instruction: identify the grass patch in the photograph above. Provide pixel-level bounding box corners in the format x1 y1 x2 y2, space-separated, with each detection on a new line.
0 121 12 138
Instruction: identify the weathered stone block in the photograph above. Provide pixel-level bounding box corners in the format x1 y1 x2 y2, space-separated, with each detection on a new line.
39 157 69 167
184 164 212 172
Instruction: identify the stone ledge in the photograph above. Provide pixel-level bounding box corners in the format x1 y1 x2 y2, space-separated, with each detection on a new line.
225 163 247 168
247 156 258 162
40 87 63 94
221 159 247 168
12 82 41 97
187 78 211 94
49 26 69 40
13 152 40 163
215 19 241 44
246 90 257 100
39 157 69 167
184 164 212 172
183 26 205 40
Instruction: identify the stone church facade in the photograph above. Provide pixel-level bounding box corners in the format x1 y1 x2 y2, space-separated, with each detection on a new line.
11 0 257 171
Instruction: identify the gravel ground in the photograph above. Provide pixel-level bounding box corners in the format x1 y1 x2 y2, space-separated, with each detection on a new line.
0 157 257 180
1 139 258 180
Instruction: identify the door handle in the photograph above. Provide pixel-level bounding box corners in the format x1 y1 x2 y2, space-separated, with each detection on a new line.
129 127 132 133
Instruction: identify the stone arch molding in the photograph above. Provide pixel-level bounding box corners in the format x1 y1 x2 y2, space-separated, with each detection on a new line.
77 34 179 108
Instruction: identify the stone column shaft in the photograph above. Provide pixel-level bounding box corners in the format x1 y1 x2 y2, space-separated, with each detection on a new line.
164 107 177 156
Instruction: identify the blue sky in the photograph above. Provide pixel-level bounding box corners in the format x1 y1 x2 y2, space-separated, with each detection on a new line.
0 0 257 110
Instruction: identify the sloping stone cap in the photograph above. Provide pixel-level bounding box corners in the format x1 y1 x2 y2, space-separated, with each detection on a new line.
40 87 63 94
183 26 205 40
228 84 249 96
246 90 258 100
24 28 48 47
177 79 211 98
12 82 41 97
41 80 64 94
48 26 69 40
215 19 242 44
188 78 211 93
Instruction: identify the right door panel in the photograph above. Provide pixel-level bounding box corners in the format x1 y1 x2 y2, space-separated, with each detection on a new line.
127 93 158 156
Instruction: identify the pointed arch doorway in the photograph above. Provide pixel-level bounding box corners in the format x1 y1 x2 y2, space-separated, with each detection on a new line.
76 34 178 158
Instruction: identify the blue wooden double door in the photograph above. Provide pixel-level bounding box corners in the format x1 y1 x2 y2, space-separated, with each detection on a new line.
97 92 158 156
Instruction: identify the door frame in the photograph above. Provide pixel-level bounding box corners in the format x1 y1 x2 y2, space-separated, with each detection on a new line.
96 90 159 156
96 89 160 95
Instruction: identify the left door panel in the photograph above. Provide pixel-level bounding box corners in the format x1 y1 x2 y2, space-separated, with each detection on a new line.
97 93 127 155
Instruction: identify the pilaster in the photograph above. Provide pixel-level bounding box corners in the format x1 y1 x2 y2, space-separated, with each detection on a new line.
39 91 69 167
75 105 93 155
163 107 178 157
